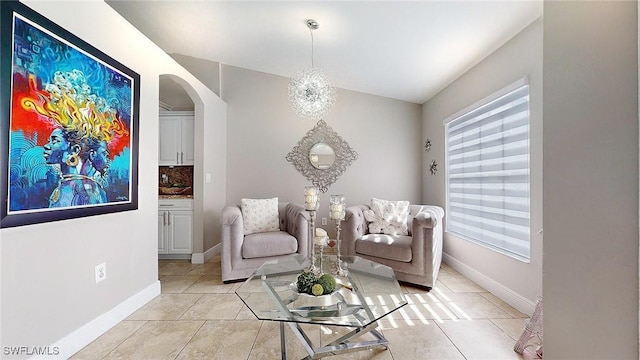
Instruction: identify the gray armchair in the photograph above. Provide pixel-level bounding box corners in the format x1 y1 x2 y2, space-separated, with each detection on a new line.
342 204 444 289
221 202 309 282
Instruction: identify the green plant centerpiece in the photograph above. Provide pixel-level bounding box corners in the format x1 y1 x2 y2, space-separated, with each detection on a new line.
317 273 337 293
296 271 337 296
296 271 318 294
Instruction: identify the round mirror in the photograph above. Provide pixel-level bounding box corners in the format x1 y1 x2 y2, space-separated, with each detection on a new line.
309 142 336 170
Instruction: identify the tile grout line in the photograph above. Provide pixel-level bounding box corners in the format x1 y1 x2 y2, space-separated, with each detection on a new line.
488 318 523 342
160 274 202 294
99 320 149 360
176 283 206 320
434 320 469 360
245 320 265 360
172 319 208 360
181 274 207 294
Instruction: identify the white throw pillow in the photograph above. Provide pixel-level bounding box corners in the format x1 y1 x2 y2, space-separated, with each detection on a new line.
363 198 410 235
241 197 280 235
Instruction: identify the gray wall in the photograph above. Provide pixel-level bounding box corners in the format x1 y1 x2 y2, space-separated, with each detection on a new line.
543 1 639 358
220 65 422 235
422 19 543 311
170 54 221 97
1 1 225 356
1 0 163 351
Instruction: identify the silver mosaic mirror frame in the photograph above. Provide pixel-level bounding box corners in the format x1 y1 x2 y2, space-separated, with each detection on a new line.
286 120 358 193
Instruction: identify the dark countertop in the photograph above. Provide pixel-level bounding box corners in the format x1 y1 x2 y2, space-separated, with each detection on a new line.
159 195 193 200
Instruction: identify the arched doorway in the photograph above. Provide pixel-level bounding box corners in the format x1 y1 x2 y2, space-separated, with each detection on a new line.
158 74 198 262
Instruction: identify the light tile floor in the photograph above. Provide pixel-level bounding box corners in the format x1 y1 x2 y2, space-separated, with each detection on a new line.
71 256 541 359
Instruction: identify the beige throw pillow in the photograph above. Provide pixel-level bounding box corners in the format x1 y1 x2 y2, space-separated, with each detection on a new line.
241 197 280 235
363 198 410 235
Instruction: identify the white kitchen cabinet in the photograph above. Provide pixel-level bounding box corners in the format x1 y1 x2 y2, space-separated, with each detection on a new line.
158 211 169 254
159 111 194 165
158 199 193 256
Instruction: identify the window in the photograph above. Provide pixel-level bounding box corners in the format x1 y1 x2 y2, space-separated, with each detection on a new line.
444 78 530 260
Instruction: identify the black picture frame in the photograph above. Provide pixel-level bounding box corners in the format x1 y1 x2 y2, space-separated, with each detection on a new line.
0 1 140 228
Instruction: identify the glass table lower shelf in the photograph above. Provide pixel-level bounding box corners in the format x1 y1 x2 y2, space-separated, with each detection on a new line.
235 254 407 359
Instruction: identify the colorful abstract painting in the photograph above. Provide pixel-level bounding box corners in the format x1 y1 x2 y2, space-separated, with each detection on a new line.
0 2 140 228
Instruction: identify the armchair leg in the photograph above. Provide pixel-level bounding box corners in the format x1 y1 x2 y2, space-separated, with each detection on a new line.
223 278 245 284
399 281 431 292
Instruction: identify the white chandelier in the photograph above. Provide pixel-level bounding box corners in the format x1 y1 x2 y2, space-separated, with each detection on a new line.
288 19 337 121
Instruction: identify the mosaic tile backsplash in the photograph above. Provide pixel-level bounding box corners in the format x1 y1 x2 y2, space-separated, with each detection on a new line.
159 166 193 196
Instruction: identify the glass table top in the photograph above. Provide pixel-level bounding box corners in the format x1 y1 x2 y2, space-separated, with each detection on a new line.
235 254 407 328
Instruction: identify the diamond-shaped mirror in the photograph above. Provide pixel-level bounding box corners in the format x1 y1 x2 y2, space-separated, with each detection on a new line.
286 120 358 193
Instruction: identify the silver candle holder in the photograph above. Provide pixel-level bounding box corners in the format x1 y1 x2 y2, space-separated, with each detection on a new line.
330 195 347 276
304 186 320 273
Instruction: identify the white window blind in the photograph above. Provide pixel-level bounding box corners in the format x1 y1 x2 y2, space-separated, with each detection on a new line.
444 81 530 260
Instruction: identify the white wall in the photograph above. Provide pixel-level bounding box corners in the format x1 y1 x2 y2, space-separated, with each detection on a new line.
197 87 227 255
422 19 543 313
220 65 422 236
543 1 639 358
0 1 225 357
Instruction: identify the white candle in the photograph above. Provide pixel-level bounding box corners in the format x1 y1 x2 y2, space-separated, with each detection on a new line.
304 186 318 210
329 195 345 220
314 235 328 246
314 228 328 246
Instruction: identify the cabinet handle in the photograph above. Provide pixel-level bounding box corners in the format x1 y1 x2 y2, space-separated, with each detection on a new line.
167 211 171 226
181 152 184 164
176 152 179 164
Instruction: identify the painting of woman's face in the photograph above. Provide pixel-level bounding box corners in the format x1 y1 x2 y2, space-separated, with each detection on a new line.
90 141 111 175
2 1 139 228
43 128 70 165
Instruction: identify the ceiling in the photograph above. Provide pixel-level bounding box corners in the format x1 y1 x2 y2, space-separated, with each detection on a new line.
107 1 542 105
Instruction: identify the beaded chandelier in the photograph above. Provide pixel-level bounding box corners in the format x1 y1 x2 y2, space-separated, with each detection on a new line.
288 19 336 121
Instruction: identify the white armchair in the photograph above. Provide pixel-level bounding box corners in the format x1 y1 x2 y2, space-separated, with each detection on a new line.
342 204 445 289
220 202 309 282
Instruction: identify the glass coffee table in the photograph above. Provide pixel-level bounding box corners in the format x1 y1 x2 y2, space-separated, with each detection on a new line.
235 254 407 359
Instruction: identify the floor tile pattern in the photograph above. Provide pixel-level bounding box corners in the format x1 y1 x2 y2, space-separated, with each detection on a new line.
72 256 540 359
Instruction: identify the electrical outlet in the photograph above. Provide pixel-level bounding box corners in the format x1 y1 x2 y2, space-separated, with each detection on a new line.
321 217 327 225
95 263 106 283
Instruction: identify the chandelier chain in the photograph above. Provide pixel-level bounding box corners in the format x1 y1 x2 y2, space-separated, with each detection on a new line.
310 27 314 68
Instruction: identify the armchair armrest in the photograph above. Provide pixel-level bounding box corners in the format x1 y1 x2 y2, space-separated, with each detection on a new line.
343 205 370 256
221 204 243 228
284 203 310 257
221 205 244 278
410 205 444 271
413 211 436 229
410 205 443 234
411 211 434 257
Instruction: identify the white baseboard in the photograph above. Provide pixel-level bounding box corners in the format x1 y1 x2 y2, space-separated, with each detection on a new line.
442 252 535 316
158 254 191 260
44 281 161 360
191 243 221 264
